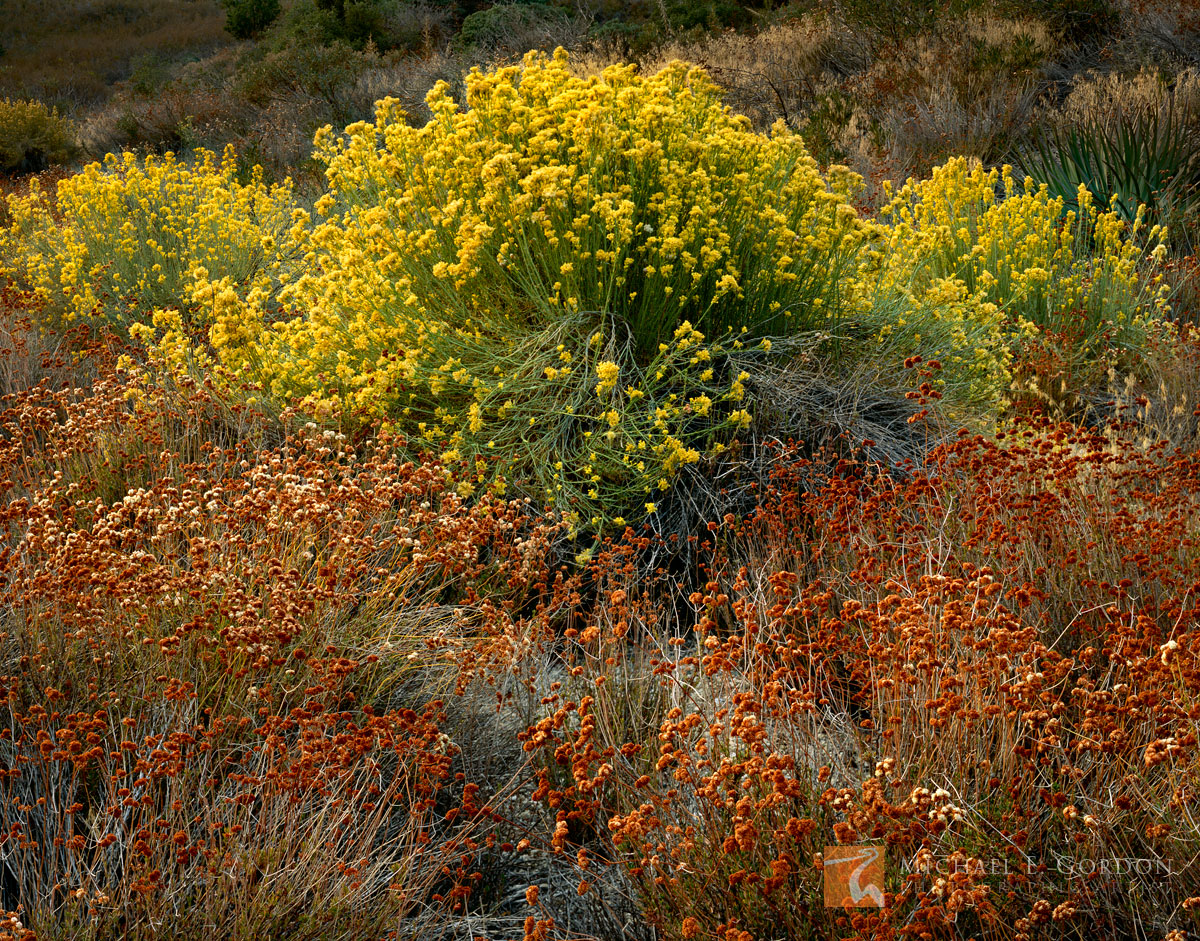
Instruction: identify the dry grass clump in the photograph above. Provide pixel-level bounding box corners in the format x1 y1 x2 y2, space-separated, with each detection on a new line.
1056 65 1200 127
1099 322 1200 451
846 15 1053 178
868 74 1040 185
1108 0 1200 67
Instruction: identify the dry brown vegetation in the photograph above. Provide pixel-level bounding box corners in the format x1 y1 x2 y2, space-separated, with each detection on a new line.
0 0 231 109
1 321 1199 939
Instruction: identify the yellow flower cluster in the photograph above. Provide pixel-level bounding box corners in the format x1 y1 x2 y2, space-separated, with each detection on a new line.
596 361 621 396
0 146 297 339
223 48 866 419
875 157 1168 365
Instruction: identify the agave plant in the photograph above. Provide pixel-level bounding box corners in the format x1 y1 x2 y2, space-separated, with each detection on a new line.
1020 97 1200 241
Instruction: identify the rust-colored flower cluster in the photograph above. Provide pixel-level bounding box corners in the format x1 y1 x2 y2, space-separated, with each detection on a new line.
0 364 562 938
530 420 1200 940
4 300 1200 941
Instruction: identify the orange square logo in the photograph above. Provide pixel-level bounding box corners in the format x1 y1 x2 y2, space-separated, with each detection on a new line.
823 845 885 908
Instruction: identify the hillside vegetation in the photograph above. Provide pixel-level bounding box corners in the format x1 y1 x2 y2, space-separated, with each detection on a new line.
2 2 1200 940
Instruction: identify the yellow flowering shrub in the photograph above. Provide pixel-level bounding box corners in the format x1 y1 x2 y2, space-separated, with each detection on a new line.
0 146 297 342
853 277 1011 420
240 48 867 415
186 50 884 529
876 157 1169 371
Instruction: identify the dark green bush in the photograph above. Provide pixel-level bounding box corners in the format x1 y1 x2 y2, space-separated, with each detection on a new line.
272 0 449 52
997 0 1117 44
967 30 1051 80
584 0 775 55
453 0 577 56
127 53 173 96
222 0 282 39
586 17 660 58
235 40 370 123
801 90 856 166
0 98 77 174
831 0 985 45
661 0 755 32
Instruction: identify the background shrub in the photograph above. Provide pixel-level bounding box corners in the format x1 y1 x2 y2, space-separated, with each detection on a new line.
1001 0 1118 43
235 40 372 120
845 15 1053 180
454 0 585 59
832 0 984 45
270 0 454 52
0 0 231 110
0 98 77 174
0 146 296 338
222 0 281 39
